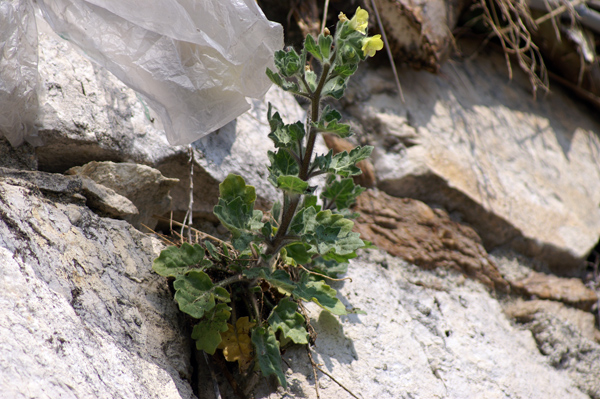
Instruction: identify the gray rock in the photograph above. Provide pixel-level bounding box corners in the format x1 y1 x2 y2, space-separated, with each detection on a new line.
252 251 588 399
0 170 195 398
519 308 600 399
66 161 179 230
344 42 600 274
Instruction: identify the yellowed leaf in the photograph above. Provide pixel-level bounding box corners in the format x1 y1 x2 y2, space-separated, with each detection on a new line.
218 317 256 370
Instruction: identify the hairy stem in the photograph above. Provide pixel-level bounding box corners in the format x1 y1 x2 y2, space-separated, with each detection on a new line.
268 62 332 257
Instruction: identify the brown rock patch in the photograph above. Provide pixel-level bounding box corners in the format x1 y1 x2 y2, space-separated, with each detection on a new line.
353 189 508 292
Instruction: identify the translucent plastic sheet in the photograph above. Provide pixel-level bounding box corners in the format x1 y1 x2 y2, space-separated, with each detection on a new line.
1 0 283 146
0 0 40 147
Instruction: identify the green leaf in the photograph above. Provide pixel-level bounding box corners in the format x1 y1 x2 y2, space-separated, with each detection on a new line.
318 34 333 60
219 174 256 204
333 63 358 79
204 240 220 261
268 298 309 344
304 34 322 62
322 178 366 209
289 204 318 236
311 257 349 278
277 175 309 195
268 150 300 188
312 106 351 137
266 67 300 93
153 243 211 277
322 76 348 99
316 146 374 177
285 242 314 264
274 48 302 77
302 195 321 211
243 267 296 295
252 326 287 388
293 275 347 315
268 118 304 152
191 303 231 354
261 221 273 240
272 201 282 223
213 174 264 251
173 271 230 319
296 209 365 257
304 70 318 92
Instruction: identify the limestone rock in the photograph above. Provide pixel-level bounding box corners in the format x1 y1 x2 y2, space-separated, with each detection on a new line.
0 170 194 398
344 42 600 274
78 176 139 220
353 189 509 292
67 161 179 230
507 301 600 399
505 299 600 343
252 251 588 399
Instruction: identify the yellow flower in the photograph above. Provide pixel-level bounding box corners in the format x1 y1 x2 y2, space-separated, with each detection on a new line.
362 35 383 57
338 12 348 22
349 7 369 34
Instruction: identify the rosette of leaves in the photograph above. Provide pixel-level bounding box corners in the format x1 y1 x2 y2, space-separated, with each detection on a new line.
152 7 381 390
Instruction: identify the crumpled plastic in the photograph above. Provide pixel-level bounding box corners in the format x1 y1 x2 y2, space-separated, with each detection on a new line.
0 0 283 146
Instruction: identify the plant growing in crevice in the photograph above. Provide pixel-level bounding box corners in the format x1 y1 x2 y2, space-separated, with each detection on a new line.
152 7 382 391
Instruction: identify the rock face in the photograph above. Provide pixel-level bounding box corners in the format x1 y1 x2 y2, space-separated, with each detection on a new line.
1 6 600 399
66 161 179 230
344 42 600 274
353 189 508 292
253 251 592 399
0 169 195 398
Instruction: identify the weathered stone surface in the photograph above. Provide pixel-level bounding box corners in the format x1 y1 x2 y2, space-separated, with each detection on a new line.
344 42 600 274
0 170 195 398
353 189 508 291
505 299 600 343
512 271 598 311
372 0 471 72
67 161 179 230
507 300 600 399
252 251 588 399
78 176 139 219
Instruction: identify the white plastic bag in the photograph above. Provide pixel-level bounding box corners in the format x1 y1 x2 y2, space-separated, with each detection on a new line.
0 0 40 147
1 0 283 146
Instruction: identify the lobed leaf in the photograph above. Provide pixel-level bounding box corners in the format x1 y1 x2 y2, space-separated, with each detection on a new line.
219 317 256 370
191 303 231 354
285 242 314 265
304 34 322 62
322 178 366 209
152 243 211 277
318 34 333 60
213 174 264 251
173 271 230 319
268 298 309 344
277 175 309 195
293 275 347 315
315 146 374 177
274 48 302 77
322 76 348 99
252 326 287 388
266 67 300 93
268 150 300 188
203 240 220 261
243 267 296 295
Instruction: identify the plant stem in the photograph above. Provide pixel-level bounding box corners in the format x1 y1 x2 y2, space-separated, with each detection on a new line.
268 63 332 257
216 274 245 288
